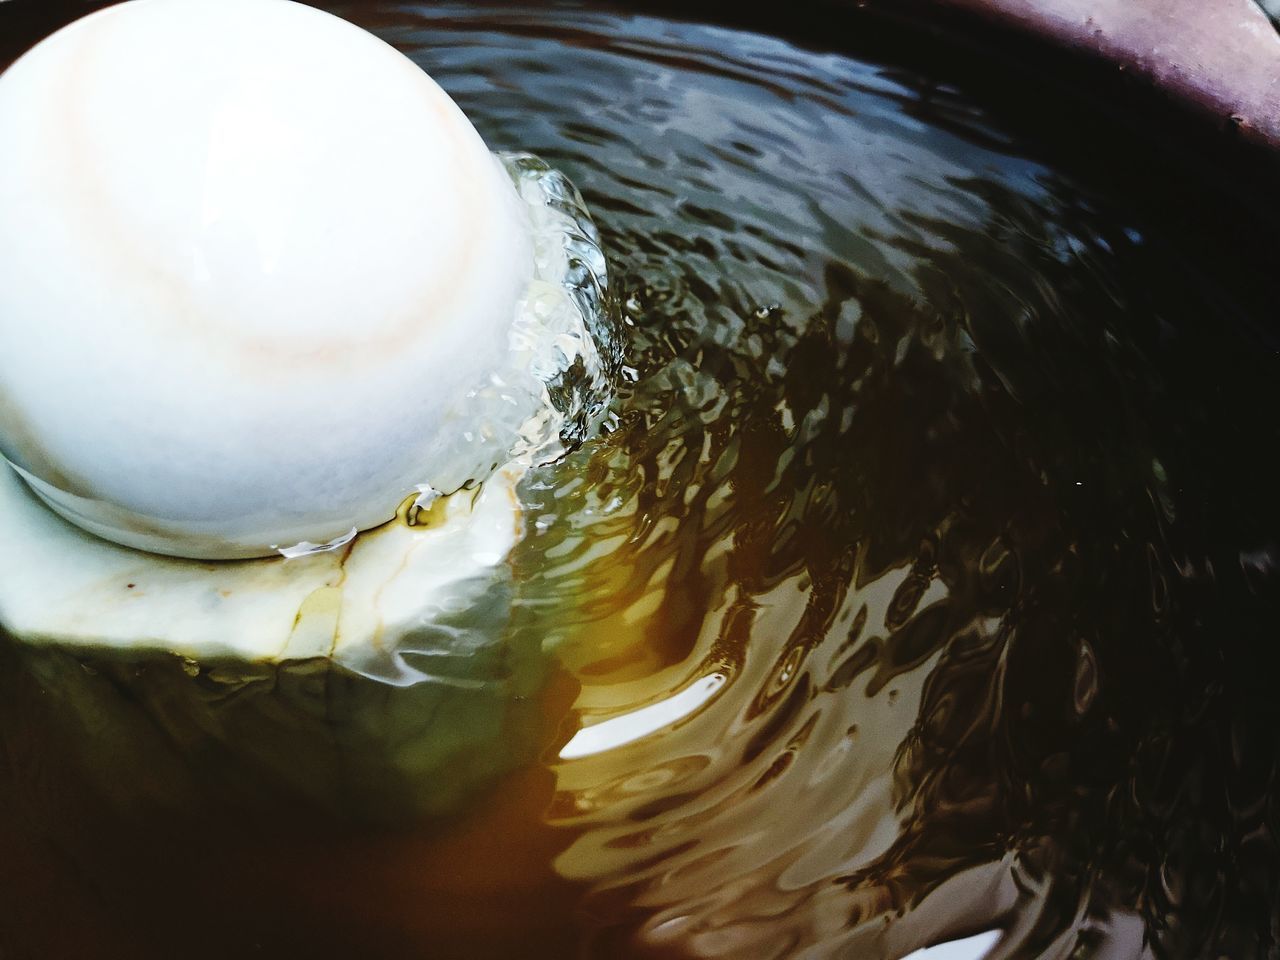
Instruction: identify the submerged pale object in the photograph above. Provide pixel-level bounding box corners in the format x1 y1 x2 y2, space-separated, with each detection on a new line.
0 0 560 559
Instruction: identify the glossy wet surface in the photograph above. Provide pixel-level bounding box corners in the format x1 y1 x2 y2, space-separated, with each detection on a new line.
1 4 1279 958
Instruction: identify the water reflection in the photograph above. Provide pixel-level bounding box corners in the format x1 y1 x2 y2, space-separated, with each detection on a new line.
448 7 1280 958
0 3 1276 959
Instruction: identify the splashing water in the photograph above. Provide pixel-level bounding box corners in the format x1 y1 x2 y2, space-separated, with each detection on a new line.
393 151 623 498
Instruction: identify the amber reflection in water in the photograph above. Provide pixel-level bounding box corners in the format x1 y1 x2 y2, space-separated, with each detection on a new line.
2 4 1280 960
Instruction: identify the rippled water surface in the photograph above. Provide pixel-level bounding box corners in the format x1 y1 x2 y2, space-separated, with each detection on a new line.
2 4 1279 960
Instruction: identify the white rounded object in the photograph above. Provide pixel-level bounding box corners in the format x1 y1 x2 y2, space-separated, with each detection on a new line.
0 0 535 559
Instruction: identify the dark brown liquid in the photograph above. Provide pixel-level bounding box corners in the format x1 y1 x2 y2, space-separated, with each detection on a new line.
2 4 1279 959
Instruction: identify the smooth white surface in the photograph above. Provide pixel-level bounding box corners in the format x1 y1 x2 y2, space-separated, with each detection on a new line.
559 673 728 760
0 457 525 671
0 0 534 558
903 931 1000 960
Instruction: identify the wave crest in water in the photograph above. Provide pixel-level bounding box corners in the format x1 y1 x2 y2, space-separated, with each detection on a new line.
469 9 1280 960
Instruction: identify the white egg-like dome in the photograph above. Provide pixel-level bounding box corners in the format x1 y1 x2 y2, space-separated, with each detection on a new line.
0 0 538 558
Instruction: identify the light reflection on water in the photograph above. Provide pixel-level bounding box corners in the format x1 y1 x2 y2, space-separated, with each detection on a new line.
0 3 1277 959
420 6 1280 958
